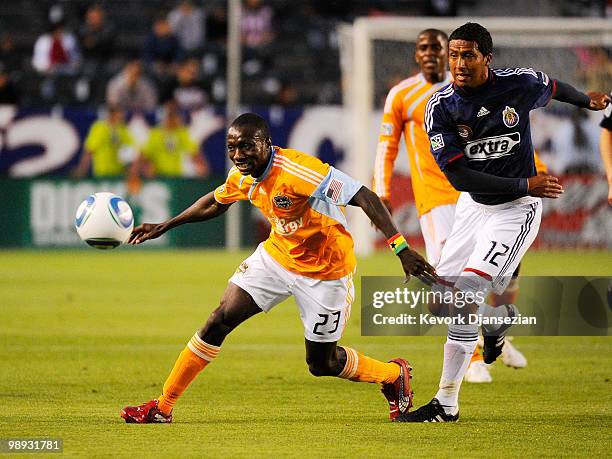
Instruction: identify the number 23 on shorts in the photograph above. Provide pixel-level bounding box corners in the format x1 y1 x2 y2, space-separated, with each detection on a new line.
312 311 342 336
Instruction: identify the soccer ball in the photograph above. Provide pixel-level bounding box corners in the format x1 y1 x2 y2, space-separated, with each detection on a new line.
75 192 134 249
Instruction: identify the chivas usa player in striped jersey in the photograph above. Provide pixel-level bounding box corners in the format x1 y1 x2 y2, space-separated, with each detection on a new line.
374 29 548 384
395 22 609 423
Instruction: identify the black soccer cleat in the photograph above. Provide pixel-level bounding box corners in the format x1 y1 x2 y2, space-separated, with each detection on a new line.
483 304 518 364
483 335 505 364
393 398 458 423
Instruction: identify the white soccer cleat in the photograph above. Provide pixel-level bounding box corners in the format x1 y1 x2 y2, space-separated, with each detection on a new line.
500 338 527 368
464 360 492 383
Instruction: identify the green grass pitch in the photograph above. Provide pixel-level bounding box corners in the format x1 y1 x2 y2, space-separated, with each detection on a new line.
1 249 610 457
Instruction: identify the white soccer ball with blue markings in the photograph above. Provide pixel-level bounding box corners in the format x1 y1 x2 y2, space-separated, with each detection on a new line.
75 192 134 249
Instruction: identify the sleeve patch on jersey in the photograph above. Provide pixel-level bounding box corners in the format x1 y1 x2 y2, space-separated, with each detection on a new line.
430 133 445 151
326 179 344 202
381 122 394 136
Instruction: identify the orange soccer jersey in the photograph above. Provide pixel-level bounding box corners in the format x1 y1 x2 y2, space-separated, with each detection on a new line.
534 151 547 175
374 73 548 215
375 72 459 217
214 147 357 280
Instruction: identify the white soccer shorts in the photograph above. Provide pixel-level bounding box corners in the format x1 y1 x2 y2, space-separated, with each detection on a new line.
436 192 542 296
229 243 354 343
419 203 457 267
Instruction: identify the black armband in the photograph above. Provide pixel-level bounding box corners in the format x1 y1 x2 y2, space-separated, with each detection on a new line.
552 80 590 108
444 157 528 195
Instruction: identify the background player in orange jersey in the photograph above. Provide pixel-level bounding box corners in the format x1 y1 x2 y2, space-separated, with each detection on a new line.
120 113 437 423
374 28 456 264
374 29 545 384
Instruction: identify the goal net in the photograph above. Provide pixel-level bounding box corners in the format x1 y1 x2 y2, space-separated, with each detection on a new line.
339 17 612 254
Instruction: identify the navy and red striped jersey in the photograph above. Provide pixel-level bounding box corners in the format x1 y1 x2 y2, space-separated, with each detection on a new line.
425 67 554 205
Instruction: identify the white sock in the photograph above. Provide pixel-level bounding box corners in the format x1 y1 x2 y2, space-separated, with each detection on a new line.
435 324 478 415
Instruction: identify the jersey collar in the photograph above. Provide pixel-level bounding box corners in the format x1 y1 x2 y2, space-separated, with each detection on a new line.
252 146 276 183
420 71 452 87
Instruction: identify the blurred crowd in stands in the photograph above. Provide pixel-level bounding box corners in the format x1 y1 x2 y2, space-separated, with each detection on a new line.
0 0 407 108
0 0 608 179
0 0 607 108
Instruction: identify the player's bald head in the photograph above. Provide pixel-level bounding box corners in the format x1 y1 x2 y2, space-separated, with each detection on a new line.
415 29 448 83
417 28 448 44
227 113 273 177
229 113 271 140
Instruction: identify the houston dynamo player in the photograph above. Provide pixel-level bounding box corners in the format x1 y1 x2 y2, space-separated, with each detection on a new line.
397 22 610 422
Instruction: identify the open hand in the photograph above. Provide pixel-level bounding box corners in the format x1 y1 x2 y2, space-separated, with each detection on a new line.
129 223 168 244
587 91 611 111
398 248 438 285
527 175 563 199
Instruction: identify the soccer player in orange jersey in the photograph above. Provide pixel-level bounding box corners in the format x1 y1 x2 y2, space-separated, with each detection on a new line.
375 29 457 264
120 113 437 423
374 29 546 383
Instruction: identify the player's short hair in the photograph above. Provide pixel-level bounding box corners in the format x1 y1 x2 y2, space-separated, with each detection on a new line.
230 113 271 139
449 22 493 56
418 28 448 43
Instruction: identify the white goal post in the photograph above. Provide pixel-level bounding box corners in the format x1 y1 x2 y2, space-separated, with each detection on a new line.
339 17 612 255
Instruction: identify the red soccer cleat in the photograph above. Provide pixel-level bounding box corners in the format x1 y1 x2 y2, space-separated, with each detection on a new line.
380 358 413 420
120 399 173 424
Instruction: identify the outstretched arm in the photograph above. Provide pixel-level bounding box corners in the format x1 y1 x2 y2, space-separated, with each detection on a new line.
129 191 231 244
349 186 437 283
552 80 610 110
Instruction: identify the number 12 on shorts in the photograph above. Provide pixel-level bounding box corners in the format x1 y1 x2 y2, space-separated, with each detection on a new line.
483 241 510 267
313 311 341 335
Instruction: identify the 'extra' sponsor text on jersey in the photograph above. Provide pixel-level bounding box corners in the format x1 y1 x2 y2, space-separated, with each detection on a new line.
425 67 554 205
465 132 520 161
